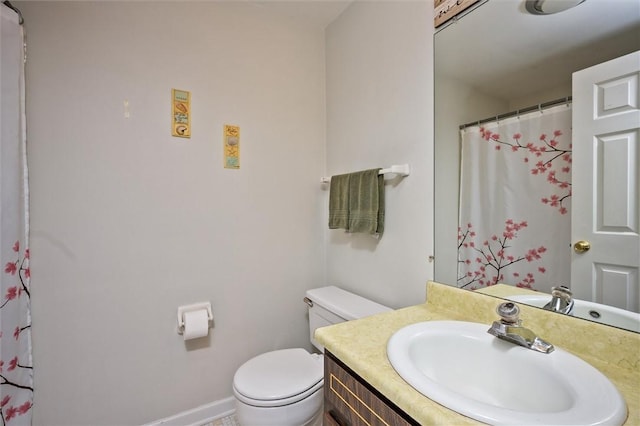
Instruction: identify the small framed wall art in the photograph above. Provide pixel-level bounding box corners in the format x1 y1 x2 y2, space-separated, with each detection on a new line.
172 89 191 138
223 124 240 169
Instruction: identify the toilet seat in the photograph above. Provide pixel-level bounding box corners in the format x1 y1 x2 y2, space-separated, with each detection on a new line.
233 348 323 407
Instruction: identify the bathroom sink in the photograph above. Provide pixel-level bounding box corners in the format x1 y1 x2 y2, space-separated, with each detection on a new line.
387 320 627 425
507 294 640 333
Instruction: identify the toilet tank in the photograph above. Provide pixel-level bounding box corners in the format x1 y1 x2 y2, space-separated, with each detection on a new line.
305 286 391 352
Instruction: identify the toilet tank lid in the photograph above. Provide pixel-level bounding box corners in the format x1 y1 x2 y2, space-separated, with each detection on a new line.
305 286 392 320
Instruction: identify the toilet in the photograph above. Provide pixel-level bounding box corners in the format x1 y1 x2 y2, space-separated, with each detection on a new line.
232 286 391 426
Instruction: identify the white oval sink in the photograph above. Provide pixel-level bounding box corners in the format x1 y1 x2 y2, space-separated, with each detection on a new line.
507 294 640 333
387 321 627 425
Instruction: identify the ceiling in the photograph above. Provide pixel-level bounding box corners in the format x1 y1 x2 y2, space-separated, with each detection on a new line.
253 0 352 28
436 0 640 101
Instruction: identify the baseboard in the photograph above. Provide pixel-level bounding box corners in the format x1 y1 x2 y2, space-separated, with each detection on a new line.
144 396 235 426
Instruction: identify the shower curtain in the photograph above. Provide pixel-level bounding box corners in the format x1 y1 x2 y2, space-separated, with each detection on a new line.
458 104 572 293
1 4 33 424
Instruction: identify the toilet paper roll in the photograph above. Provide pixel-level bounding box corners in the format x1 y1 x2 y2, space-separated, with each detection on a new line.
183 309 209 341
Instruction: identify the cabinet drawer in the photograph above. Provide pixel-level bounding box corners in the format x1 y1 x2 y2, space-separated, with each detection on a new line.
324 351 417 426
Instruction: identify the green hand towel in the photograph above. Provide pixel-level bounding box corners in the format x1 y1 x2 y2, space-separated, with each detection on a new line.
328 173 350 230
348 168 385 235
376 171 385 235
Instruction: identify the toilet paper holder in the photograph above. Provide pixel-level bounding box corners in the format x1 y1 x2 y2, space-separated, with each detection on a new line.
177 302 213 335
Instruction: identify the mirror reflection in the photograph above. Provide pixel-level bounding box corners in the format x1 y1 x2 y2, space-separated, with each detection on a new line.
434 0 640 332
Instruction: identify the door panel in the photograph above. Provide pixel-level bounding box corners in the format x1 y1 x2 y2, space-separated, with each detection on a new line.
595 263 639 311
598 132 637 232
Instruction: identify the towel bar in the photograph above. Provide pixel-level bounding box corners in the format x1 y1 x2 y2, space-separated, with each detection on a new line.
320 164 410 184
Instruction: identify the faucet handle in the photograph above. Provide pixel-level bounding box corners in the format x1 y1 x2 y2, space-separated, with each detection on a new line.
496 302 520 324
551 285 572 299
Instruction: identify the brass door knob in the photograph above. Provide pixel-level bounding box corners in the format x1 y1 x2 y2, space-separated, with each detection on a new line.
574 240 591 253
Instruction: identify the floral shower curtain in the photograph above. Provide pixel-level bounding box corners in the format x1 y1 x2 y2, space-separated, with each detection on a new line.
458 104 572 293
1 4 33 424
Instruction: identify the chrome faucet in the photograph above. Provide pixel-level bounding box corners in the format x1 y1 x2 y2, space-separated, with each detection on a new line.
487 302 554 354
543 285 574 315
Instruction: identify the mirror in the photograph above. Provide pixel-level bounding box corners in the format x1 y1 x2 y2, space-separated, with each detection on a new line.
433 0 640 331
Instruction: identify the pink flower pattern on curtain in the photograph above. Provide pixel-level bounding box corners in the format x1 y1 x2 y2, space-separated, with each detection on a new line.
1 243 32 423
458 105 572 292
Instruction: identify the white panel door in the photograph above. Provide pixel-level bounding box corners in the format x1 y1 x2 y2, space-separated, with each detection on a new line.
572 51 640 313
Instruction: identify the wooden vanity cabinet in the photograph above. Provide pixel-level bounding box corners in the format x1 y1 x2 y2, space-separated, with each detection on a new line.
324 351 419 426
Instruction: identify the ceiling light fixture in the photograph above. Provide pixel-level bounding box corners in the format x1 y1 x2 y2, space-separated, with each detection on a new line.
525 0 586 15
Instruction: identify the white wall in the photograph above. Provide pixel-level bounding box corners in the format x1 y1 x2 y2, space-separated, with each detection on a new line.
433 74 508 284
325 1 434 308
509 83 572 110
19 2 326 424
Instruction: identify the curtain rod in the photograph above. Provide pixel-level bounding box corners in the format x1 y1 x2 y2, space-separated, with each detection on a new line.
3 0 23 24
459 96 572 130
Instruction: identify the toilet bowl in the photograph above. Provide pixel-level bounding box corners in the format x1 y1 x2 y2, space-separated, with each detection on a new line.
232 348 324 426
232 286 391 426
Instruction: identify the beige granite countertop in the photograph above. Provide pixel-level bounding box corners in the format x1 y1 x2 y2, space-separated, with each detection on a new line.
315 281 640 425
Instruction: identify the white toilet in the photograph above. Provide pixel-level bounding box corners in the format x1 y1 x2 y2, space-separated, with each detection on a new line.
232 286 391 426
